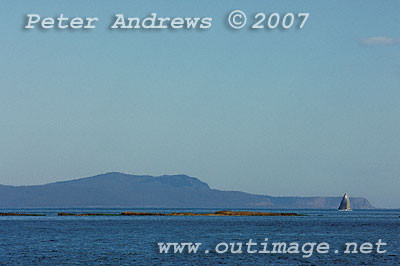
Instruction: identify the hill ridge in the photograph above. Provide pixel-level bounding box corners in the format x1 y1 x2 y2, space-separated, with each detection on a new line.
0 172 374 209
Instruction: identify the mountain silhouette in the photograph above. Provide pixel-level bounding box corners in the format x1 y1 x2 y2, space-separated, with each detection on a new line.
0 172 374 209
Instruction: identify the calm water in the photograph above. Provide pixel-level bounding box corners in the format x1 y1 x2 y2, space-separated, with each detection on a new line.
0 208 399 265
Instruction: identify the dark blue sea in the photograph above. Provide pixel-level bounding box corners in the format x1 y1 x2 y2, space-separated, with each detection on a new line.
0 208 399 265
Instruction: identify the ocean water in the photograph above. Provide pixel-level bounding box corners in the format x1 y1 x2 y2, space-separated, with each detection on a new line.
0 208 399 265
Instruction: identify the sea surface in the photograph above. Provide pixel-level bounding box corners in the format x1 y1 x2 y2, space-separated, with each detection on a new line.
0 208 399 265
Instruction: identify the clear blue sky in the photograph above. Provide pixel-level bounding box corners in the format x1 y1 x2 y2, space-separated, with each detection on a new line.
1 0 399 208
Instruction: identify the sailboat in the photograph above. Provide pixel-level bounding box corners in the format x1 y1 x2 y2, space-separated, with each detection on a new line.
338 192 352 211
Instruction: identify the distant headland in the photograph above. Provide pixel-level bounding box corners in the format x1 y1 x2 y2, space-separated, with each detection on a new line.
0 172 374 209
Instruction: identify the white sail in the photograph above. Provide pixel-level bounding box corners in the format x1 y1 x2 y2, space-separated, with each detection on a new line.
338 192 352 211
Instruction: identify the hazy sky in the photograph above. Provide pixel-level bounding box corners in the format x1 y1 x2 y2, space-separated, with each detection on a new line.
1 1 399 208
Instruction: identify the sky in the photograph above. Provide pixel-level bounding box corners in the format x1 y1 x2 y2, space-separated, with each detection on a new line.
0 0 399 208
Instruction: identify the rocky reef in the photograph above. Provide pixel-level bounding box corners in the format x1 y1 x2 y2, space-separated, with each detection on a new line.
0 213 45 216
1 211 302 217
57 211 302 216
